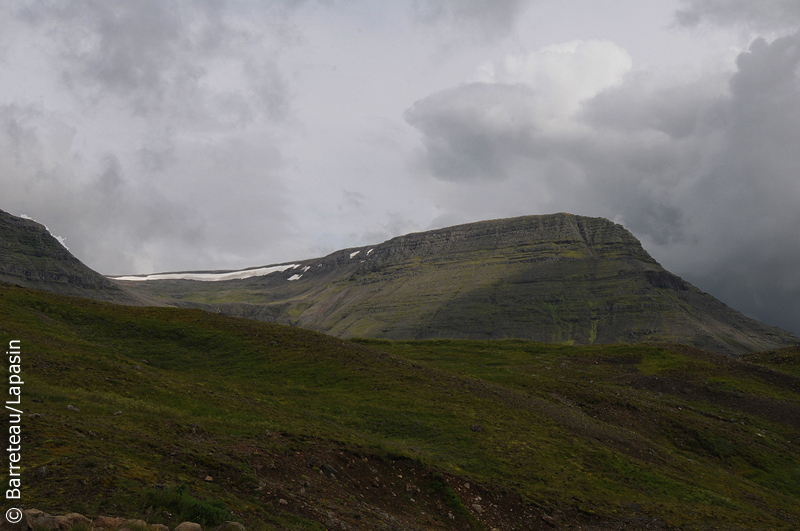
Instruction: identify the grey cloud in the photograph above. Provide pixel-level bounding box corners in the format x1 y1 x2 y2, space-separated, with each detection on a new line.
675 0 800 31
0 104 206 274
340 190 366 210
406 33 800 334
411 0 534 38
0 103 293 275
579 73 727 139
404 83 541 182
357 214 422 247
16 0 295 124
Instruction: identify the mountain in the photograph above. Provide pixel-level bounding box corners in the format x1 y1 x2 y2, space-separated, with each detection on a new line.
0 208 146 305
116 213 798 355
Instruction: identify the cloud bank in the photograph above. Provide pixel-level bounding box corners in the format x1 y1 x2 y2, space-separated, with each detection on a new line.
405 33 800 333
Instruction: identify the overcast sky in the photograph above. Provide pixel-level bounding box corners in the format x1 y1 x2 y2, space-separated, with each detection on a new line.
2 0 800 335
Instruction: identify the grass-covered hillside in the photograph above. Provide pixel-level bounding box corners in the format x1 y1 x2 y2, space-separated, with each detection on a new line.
2 281 800 530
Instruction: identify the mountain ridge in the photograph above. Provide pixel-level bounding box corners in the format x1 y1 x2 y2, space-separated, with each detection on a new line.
0 208 147 305
113 213 799 355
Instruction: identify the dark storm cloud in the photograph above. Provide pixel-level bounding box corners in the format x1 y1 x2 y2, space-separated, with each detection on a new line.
676 0 800 31
405 33 800 334
411 0 534 38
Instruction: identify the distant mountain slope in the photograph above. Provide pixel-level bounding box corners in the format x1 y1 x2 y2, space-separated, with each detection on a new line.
117 213 799 355
0 209 145 305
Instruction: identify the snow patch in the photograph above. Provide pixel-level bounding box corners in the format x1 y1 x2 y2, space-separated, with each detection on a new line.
301 265 311 273
367 248 374 255
112 264 301 282
350 251 361 259
287 274 302 281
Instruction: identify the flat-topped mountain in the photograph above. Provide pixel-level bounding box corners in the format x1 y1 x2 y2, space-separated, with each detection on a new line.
116 213 799 355
0 209 145 305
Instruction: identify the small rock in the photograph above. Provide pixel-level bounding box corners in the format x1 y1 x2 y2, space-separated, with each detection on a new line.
152 525 170 531
113 411 122 416
88 430 96 437
35 466 49 478
94 516 127 530
278 499 288 506
472 504 483 513
174 523 202 531
321 464 337 477
214 522 245 531
25 512 59 531
464 483 470 489
67 404 80 412
64 514 92 529
372 477 380 488
264 429 271 436
299 487 306 495
29 413 41 419
542 514 558 527
268 462 276 470
125 519 148 529
205 476 213 482
447 512 455 521
470 425 483 432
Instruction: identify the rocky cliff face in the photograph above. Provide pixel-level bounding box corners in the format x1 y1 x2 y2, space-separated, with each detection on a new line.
119 213 799 355
0 209 143 304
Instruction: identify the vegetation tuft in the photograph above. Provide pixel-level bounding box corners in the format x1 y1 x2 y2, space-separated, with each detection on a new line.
144 485 229 527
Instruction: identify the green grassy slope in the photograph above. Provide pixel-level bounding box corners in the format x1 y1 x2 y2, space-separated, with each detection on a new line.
119 214 798 355
2 282 800 530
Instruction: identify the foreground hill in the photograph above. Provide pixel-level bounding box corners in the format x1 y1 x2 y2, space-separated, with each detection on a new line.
0 209 145 305
4 281 800 530
117 213 798 355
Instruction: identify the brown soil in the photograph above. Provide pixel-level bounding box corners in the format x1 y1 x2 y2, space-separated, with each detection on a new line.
186 432 672 531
